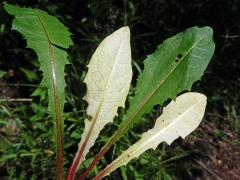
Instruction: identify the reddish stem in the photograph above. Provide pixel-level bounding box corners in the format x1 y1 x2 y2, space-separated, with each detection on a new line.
78 118 131 179
78 143 112 180
66 135 90 180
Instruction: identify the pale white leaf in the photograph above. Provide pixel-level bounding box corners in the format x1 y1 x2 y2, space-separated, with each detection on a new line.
71 26 132 171
94 92 207 179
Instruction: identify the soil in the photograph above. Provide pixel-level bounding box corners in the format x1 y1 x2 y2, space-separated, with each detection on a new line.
182 115 240 180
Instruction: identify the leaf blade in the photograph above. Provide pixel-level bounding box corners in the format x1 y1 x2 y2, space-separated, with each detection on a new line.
80 26 215 179
4 3 73 179
94 92 207 179
67 27 132 179
121 26 214 134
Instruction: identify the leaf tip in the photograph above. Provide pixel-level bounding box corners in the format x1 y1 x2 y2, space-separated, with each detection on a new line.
113 26 130 40
120 26 130 34
3 2 14 14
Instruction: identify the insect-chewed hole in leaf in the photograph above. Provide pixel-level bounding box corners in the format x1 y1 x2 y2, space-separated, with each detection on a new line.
175 54 183 63
177 54 183 59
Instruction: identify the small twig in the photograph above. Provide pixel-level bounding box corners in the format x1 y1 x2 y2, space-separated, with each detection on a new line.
194 160 223 180
222 35 240 39
229 170 240 179
0 98 33 102
4 83 42 88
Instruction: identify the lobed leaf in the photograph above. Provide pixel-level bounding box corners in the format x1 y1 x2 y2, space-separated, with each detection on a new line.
67 27 132 179
117 26 214 136
4 3 73 179
94 92 207 179
80 26 215 179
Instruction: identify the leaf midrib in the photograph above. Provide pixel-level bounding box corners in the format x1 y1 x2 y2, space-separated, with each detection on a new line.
36 14 61 118
144 98 203 146
97 96 204 179
114 35 205 139
36 13 63 179
72 33 126 170
84 32 126 144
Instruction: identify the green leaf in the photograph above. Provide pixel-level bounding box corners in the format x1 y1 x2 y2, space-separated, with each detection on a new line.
31 87 47 101
118 26 214 135
4 3 73 178
20 67 38 81
0 69 7 78
80 26 215 179
4 2 72 137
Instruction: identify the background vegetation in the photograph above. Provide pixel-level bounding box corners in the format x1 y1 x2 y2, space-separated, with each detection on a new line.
0 0 239 179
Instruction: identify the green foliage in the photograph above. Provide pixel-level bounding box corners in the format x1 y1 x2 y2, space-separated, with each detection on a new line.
1 3 217 180
118 26 215 135
225 104 239 133
0 69 7 78
4 3 73 138
20 67 38 82
80 27 215 178
0 103 55 179
4 3 73 178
